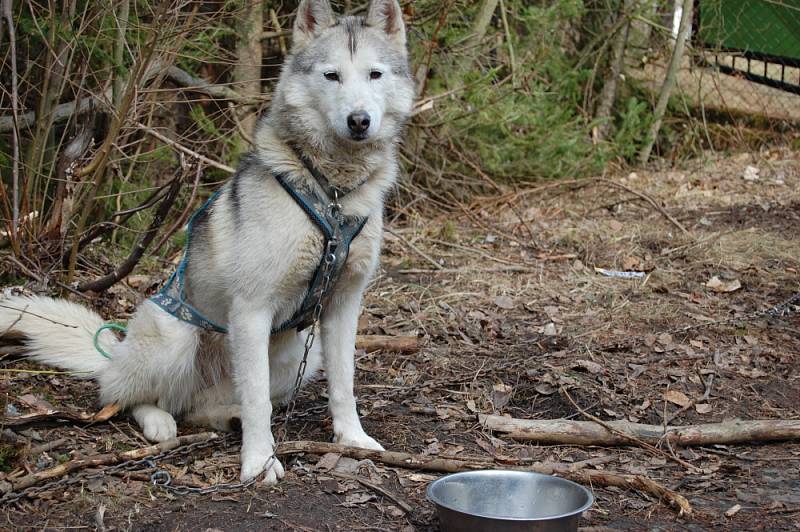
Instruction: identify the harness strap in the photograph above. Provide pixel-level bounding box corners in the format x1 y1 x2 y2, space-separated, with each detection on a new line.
273 173 367 332
148 169 367 335
149 190 228 333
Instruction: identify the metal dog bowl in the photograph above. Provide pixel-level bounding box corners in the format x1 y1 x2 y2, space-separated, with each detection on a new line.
427 470 593 532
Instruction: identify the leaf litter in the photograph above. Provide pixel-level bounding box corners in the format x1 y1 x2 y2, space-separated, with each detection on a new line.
2 150 800 529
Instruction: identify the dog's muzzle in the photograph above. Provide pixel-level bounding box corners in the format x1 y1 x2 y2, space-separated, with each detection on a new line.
347 111 370 140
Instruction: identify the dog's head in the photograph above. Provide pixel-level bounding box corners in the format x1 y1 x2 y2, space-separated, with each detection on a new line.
276 0 414 147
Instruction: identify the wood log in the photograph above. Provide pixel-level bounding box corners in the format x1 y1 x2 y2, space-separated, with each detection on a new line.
480 415 800 446
355 335 420 354
277 441 691 515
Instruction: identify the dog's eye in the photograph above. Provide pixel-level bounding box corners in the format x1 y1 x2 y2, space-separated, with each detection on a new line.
324 72 340 82
369 70 383 80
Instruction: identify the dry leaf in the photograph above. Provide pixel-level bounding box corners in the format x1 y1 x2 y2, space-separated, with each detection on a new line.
492 383 513 410
315 453 341 472
664 389 692 408
342 492 376 507
725 503 742 517
657 333 673 346
706 276 742 293
18 394 55 413
408 473 437 482
573 359 604 374
621 256 640 271
493 295 516 310
742 166 759 181
695 403 712 414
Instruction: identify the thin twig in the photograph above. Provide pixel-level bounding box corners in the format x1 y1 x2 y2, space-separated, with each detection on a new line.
329 471 413 513
595 178 690 236
385 227 443 270
2 0 20 237
139 123 235 174
0 303 79 329
77 174 182 292
561 387 699 472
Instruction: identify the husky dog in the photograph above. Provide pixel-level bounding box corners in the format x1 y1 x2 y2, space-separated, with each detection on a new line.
0 0 414 484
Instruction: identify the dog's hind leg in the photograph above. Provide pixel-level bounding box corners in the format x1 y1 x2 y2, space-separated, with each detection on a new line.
268 330 322 405
131 404 178 442
99 301 201 442
186 378 242 432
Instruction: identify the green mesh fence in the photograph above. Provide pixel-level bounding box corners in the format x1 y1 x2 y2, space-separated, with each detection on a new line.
696 0 800 64
694 0 800 98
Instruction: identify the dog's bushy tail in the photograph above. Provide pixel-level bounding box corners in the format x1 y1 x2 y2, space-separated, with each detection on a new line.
0 295 114 377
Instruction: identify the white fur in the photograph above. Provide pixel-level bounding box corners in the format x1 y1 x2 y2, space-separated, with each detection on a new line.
0 0 412 485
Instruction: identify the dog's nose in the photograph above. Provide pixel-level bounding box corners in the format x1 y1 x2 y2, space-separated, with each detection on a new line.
347 111 371 134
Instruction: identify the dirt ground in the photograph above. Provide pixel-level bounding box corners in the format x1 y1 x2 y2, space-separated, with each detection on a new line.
1 148 799 531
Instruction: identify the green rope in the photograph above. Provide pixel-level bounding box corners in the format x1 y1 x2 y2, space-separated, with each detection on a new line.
93 323 127 359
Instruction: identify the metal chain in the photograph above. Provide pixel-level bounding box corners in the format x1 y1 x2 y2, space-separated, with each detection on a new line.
1 195 347 503
0 432 234 505
150 193 345 496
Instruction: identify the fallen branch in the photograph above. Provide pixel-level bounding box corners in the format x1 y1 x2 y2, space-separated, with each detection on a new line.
480 414 800 447
2 402 120 428
329 470 413 513
4 432 217 494
77 175 182 293
0 63 254 134
595 178 690 237
561 387 697 472
277 440 692 514
355 335 420 354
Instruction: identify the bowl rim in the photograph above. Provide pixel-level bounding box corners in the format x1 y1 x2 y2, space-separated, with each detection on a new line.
426 470 594 522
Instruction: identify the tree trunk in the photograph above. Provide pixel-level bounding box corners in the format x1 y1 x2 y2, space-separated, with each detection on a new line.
233 0 264 143
594 0 633 143
457 0 499 72
113 0 131 109
638 0 693 164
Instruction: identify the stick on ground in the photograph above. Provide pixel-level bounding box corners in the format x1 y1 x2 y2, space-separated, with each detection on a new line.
4 432 217 493
277 440 692 515
480 414 800 447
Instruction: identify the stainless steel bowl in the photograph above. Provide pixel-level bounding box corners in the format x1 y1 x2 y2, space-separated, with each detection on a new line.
426 470 594 532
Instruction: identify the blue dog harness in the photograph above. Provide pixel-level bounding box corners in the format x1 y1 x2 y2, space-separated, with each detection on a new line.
149 158 368 335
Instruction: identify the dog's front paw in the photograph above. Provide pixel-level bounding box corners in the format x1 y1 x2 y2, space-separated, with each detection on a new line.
240 450 285 485
334 431 385 451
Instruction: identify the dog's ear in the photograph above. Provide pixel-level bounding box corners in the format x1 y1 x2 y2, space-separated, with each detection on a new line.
293 0 336 49
365 0 406 49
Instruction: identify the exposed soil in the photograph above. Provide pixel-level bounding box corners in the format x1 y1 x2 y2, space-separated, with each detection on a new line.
2 148 800 531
